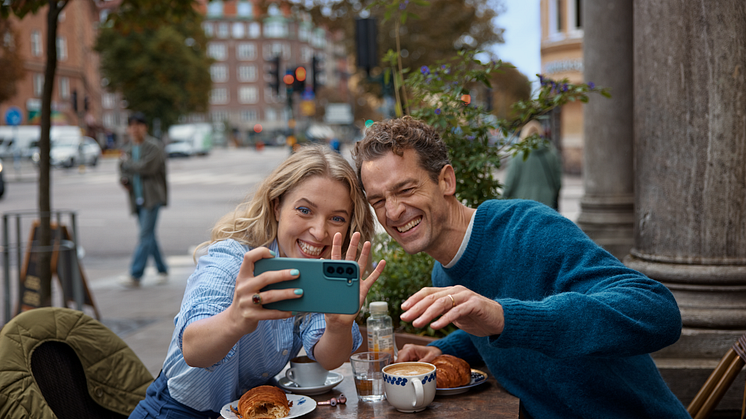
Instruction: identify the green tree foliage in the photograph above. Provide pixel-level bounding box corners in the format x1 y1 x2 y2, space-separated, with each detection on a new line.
489 62 532 120
295 0 502 121
0 19 24 104
95 0 213 133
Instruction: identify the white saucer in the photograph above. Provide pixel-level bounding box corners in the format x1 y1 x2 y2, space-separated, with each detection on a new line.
278 371 344 396
436 369 489 396
221 394 316 419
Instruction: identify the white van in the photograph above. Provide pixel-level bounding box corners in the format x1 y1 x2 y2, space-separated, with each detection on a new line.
0 126 83 160
165 123 212 157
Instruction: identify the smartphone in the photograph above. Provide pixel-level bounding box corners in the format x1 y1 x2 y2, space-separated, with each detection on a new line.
256 258 360 314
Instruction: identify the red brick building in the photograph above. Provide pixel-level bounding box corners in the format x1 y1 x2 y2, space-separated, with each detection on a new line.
0 1 104 139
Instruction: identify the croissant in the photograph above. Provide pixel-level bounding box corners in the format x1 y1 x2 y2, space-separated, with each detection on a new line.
237 385 290 419
432 354 471 388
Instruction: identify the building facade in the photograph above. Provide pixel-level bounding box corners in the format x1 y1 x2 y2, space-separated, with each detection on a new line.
186 0 347 146
0 1 104 141
540 0 584 174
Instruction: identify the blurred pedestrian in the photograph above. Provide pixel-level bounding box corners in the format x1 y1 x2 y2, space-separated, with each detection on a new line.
118 112 169 288
502 120 562 210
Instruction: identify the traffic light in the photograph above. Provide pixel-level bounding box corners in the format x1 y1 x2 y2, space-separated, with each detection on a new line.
71 90 78 112
292 66 306 93
312 56 323 93
267 55 281 95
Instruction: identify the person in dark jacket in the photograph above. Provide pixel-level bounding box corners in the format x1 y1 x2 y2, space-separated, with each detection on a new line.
119 112 169 288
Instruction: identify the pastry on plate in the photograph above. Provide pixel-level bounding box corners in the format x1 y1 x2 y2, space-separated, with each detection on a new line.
432 354 471 388
237 385 290 419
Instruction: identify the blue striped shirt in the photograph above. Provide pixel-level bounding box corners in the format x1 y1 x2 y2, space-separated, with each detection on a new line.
161 239 362 412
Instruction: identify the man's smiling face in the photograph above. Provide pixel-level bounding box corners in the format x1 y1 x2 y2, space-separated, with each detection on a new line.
360 148 450 257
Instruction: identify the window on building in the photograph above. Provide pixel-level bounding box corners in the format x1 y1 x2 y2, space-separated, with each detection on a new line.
217 23 229 39
263 42 283 60
203 22 214 37
103 113 115 129
299 24 310 42
208 43 227 61
301 46 313 64
56 36 67 61
232 22 245 38
556 0 564 32
211 110 229 122
249 22 261 38
238 65 257 82
282 43 291 60
210 88 229 104
237 1 253 18
210 64 228 82
33 74 44 96
265 108 277 121
268 4 281 16
264 20 288 38
207 1 223 17
238 86 258 103
102 93 116 109
570 0 583 31
237 43 256 60
241 109 258 122
31 30 42 57
59 77 70 99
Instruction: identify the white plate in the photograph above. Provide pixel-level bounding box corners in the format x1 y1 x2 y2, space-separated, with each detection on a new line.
436 369 489 396
277 371 344 396
221 394 316 419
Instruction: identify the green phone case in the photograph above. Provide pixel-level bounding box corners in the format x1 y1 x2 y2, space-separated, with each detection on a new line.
257 258 360 314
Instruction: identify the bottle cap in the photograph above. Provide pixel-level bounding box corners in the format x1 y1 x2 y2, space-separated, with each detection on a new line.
369 301 388 314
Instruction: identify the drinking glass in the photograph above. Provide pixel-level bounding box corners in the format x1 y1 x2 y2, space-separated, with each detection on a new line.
350 351 392 402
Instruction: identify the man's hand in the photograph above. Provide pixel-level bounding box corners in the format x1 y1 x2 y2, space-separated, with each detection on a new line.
396 344 442 363
400 285 505 337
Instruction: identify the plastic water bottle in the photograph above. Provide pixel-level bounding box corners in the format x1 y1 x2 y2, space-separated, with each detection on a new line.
367 301 397 360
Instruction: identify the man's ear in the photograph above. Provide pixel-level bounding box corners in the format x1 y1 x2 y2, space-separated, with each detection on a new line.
273 197 281 222
439 165 457 196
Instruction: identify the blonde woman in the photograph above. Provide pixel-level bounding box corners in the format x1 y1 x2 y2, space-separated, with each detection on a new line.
131 145 385 418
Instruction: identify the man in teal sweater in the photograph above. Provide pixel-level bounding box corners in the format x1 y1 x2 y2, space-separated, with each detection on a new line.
352 117 689 418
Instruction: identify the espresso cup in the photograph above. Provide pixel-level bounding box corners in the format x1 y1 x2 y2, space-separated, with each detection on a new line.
383 362 437 412
285 355 329 387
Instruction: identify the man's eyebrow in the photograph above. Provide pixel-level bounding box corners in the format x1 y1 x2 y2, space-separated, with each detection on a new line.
366 179 417 202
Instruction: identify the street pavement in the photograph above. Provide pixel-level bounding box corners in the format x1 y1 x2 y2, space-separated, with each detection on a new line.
1 154 584 377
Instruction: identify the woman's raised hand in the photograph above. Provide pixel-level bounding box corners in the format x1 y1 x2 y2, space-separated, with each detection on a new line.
326 232 386 326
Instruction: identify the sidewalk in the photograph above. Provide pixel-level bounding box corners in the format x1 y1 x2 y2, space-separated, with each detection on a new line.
85 254 197 376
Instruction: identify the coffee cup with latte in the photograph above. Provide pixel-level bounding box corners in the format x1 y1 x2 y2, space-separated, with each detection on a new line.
382 362 437 412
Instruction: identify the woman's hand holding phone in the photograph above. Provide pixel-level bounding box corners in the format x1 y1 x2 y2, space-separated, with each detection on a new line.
228 247 303 335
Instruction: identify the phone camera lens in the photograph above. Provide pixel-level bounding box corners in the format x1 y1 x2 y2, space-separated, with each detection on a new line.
346 267 354 275
326 266 335 274
336 266 344 274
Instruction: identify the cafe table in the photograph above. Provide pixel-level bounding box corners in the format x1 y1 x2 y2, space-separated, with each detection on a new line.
264 362 521 419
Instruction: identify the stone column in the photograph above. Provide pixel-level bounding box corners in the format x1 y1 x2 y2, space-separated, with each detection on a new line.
576 0 635 260
626 0 746 409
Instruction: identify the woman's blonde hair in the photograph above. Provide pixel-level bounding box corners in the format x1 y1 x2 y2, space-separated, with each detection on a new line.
194 144 374 259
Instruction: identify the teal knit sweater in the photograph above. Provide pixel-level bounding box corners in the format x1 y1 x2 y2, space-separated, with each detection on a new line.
430 200 688 418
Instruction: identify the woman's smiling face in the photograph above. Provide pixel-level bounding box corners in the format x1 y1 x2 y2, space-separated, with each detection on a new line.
273 175 353 259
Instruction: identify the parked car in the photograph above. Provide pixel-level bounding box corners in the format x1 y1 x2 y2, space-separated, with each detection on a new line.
164 139 194 158
34 136 102 168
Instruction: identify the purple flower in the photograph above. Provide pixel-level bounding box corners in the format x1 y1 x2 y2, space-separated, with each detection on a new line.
466 135 475 141
399 0 409 10
538 75 545 86
435 108 441 115
588 82 595 89
561 83 568 92
420 66 430 75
